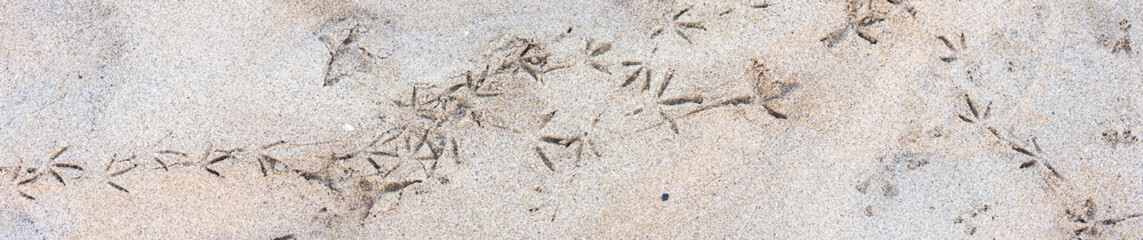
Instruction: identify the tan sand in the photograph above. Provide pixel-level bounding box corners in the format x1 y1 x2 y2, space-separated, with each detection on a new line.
2 0 1141 239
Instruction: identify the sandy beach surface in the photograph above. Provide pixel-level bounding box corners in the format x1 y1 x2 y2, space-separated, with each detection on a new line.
2 0 1141 239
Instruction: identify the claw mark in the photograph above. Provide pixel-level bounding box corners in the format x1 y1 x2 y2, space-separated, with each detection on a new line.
1011 144 1036 157
1064 198 1142 238
958 94 991 123
821 0 906 47
535 146 555 172
109 164 136 177
261 140 287 150
18 191 34 200
659 110 680 134
52 163 83 171
936 34 966 62
48 146 69 162
540 136 579 148
821 28 848 48
538 110 558 130
677 21 705 30
657 70 674 98
855 30 878 44
254 156 270 177
158 150 187 157
673 5 692 20
587 40 611 57
486 37 565 84
1042 162 1063 181
680 58 794 119
1019 160 1036 169
762 104 788 119
152 157 168 171
657 94 704 106
369 150 399 157
589 61 610 74
1000 132 1067 191
48 170 64 185
958 114 974 123
320 20 384 87
382 179 422 192
966 95 981 118
622 67 644 87
450 137 461 164
650 26 665 40
17 175 38 186
365 157 382 171
650 5 707 44
674 29 692 44
1100 213 1143 225
107 182 130 193
204 167 222 178
641 68 653 91
631 59 796 136
208 155 231 165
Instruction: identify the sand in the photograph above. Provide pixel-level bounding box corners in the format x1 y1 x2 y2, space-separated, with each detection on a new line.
2 0 1141 239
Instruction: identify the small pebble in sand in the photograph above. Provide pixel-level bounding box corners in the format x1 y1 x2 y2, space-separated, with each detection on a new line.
661 193 670 201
